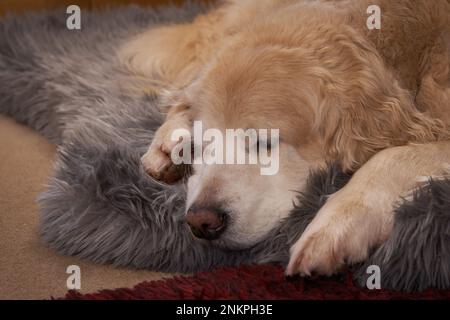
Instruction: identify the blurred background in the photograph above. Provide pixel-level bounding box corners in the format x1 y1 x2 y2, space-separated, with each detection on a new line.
0 0 202 17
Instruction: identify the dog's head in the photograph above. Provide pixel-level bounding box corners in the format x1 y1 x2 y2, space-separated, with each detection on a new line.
169 19 443 249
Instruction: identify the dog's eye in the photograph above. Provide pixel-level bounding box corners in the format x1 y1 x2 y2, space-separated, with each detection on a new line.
256 139 271 153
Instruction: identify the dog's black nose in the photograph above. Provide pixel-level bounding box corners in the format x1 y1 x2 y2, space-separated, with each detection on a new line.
186 207 227 240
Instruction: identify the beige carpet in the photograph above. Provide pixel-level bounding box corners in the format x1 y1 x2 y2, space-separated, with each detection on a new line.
0 115 173 299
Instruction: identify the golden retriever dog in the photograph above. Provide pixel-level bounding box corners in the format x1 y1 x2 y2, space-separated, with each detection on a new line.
119 0 450 276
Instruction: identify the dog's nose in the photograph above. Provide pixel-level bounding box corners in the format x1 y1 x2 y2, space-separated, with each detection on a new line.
185 207 227 240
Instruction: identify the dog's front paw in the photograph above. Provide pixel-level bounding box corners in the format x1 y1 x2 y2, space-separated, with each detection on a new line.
286 194 377 277
141 125 191 184
286 223 347 277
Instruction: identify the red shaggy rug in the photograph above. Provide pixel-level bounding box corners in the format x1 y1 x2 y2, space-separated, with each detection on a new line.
63 264 450 300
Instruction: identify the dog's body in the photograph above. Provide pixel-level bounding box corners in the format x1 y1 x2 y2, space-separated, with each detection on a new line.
120 0 450 276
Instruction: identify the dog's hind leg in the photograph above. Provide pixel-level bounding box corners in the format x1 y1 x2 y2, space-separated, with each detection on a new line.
118 6 226 89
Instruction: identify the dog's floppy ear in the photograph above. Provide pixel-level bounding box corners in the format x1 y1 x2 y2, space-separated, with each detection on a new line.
313 27 447 172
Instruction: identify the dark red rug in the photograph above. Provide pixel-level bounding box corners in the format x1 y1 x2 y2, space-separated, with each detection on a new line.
63 264 450 300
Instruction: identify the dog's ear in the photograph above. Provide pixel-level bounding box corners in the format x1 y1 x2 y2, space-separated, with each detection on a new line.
312 27 447 172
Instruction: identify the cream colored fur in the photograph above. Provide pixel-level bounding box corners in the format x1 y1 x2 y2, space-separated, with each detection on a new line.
120 0 450 275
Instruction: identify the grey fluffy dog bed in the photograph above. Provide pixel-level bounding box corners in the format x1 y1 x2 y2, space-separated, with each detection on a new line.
1 3 449 292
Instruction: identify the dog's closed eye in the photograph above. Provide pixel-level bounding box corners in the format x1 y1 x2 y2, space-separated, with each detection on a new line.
256 139 271 153
244 137 280 155
245 139 271 154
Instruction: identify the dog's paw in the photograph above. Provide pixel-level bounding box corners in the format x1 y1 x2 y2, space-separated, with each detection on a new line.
286 194 375 277
141 127 191 184
286 222 345 277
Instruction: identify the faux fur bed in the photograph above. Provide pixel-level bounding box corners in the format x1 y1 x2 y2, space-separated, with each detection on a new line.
1 3 449 292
